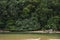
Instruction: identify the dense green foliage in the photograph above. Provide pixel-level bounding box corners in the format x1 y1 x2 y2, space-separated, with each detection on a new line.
0 0 60 31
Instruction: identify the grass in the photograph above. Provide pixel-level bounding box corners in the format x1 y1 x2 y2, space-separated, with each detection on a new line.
0 33 60 40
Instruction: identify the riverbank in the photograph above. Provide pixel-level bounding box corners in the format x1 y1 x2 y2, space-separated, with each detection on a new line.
0 33 60 40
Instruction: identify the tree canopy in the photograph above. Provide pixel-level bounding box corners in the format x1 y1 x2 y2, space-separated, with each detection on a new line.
0 0 60 31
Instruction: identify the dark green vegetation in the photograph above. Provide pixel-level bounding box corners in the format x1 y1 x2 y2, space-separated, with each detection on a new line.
0 0 60 31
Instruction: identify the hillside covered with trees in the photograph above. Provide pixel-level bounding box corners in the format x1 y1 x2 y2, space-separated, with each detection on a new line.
0 0 60 31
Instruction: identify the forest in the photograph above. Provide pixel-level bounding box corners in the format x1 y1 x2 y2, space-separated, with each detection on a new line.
0 0 60 31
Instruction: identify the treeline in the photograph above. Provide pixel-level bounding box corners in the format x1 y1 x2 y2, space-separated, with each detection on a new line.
0 0 60 31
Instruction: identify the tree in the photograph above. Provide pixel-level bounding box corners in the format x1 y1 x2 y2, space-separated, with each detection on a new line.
0 0 60 31
45 16 60 31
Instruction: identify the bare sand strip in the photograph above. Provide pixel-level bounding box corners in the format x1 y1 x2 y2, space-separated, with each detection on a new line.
23 38 40 40
49 39 60 40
